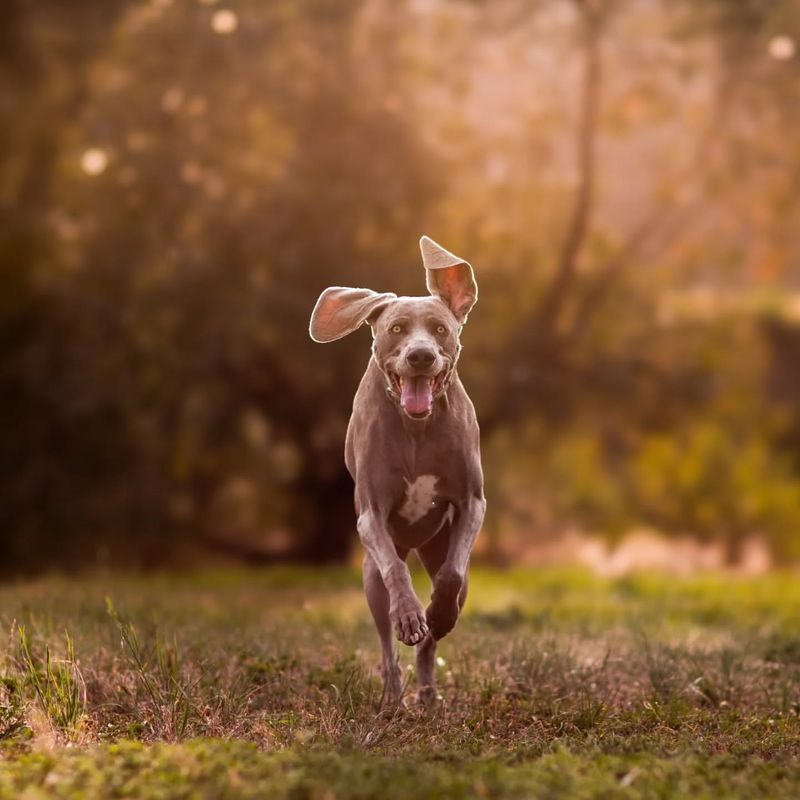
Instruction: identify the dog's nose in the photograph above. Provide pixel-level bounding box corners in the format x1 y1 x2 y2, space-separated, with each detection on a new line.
406 348 435 369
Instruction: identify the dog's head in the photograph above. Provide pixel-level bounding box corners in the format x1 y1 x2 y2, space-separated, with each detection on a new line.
309 236 477 420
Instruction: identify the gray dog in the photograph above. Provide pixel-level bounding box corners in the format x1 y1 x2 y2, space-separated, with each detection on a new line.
309 236 486 704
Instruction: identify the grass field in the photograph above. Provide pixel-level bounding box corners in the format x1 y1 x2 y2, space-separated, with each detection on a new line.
1 566 800 798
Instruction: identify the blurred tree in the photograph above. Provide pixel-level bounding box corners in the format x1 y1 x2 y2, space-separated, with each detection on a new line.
1 0 131 569
3 0 800 572
2 0 443 570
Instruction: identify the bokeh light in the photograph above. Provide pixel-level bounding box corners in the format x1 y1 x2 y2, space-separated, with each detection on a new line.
211 9 238 34
80 148 108 176
768 35 796 60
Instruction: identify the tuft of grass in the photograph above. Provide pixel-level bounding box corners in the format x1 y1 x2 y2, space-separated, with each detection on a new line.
763 633 800 665
0 677 26 741
0 623 26 741
105 598 196 741
18 627 85 739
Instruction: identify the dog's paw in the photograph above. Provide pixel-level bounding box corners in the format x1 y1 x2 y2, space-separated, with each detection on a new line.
417 684 443 709
426 570 463 640
380 661 403 704
390 594 428 646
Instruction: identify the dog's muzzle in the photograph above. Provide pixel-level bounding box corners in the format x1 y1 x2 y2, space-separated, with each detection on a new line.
383 362 455 419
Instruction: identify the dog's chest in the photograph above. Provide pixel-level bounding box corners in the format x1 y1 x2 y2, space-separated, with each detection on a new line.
389 472 454 548
399 475 439 524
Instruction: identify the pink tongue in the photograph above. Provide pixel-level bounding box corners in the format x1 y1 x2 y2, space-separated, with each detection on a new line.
400 376 433 416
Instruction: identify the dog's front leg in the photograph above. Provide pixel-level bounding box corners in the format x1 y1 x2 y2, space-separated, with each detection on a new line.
357 509 428 646
427 494 486 640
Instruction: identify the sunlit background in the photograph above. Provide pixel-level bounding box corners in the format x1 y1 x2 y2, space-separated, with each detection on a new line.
3 0 800 576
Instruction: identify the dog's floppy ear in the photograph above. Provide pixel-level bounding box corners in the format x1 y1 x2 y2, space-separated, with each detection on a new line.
309 287 397 343
420 235 477 323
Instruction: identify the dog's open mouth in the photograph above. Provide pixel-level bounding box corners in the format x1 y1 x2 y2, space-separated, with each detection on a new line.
389 372 446 418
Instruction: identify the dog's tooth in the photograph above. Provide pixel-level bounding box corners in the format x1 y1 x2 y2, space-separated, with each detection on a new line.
399 377 405 387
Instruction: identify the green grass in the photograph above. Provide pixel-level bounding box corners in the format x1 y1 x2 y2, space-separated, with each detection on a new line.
1 566 800 798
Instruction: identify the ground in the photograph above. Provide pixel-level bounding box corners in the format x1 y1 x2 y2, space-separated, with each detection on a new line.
1 565 799 798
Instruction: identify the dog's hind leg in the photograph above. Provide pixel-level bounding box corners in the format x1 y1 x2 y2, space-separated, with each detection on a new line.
363 552 407 703
415 633 438 707
415 530 469 706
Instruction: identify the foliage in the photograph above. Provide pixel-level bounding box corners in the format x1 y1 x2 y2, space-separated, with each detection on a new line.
632 421 800 560
492 417 800 561
486 315 800 562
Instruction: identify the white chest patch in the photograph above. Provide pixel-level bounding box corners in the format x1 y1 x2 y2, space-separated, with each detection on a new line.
399 475 439 524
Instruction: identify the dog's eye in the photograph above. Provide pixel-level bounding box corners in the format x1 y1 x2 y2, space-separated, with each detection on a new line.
436 325 446 334
391 324 402 334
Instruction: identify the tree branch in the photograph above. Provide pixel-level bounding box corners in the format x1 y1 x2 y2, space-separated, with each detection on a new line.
565 61 740 342
532 0 604 337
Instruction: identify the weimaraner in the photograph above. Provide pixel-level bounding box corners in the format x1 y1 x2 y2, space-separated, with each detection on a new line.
309 236 486 704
